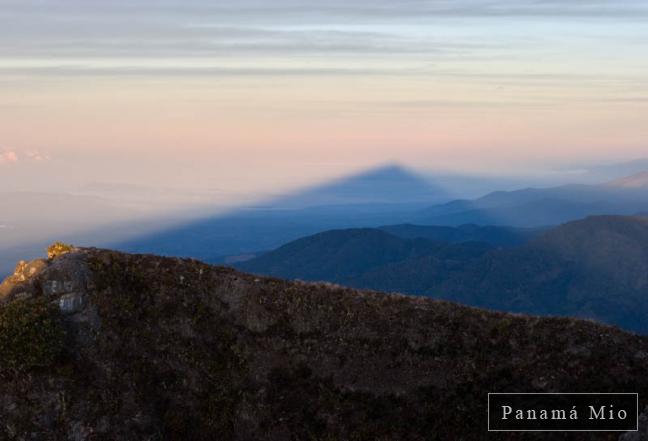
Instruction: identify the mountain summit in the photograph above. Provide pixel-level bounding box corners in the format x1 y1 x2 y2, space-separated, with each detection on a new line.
272 164 445 208
606 170 648 188
1 245 648 439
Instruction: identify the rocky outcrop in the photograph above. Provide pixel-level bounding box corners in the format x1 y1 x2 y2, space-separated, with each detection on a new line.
0 246 98 327
1 246 648 440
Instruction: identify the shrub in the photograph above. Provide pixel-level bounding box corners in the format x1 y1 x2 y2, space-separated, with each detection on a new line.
47 242 75 259
0 298 66 373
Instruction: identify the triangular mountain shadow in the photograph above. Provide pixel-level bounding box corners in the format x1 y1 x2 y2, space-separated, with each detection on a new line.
273 164 446 208
116 164 449 262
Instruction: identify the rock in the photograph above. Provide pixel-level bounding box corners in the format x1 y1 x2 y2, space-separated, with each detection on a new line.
0 258 48 300
68 421 92 441
57 292 86 314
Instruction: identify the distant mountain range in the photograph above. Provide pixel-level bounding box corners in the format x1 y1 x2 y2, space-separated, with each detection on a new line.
122 167 648 262
606 170 648 188
414 175 648 227
238 215 648 334
578 158 648 182
4 164 648 277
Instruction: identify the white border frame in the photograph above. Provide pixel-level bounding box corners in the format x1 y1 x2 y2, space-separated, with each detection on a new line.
487 392 639 432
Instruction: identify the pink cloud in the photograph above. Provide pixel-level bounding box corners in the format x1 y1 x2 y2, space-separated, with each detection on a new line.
0 149 50 165
0 150 18 165
26 151 49 161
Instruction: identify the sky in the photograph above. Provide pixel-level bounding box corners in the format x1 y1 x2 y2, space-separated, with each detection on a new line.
1 0 648 201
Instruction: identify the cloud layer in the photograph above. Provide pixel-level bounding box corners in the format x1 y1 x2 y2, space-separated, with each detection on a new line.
0 0 646 192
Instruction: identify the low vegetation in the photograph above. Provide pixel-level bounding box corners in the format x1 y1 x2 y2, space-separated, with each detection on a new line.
47 241 75 259
0 297 66 374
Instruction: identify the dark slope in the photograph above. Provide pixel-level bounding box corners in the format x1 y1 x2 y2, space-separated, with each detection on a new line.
429 216 648 329
1 246 648 440
237 228 493 288
240 216 648 334
379 223 542 246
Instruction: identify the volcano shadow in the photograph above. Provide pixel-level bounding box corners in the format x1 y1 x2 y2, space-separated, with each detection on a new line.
114 164 452 262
